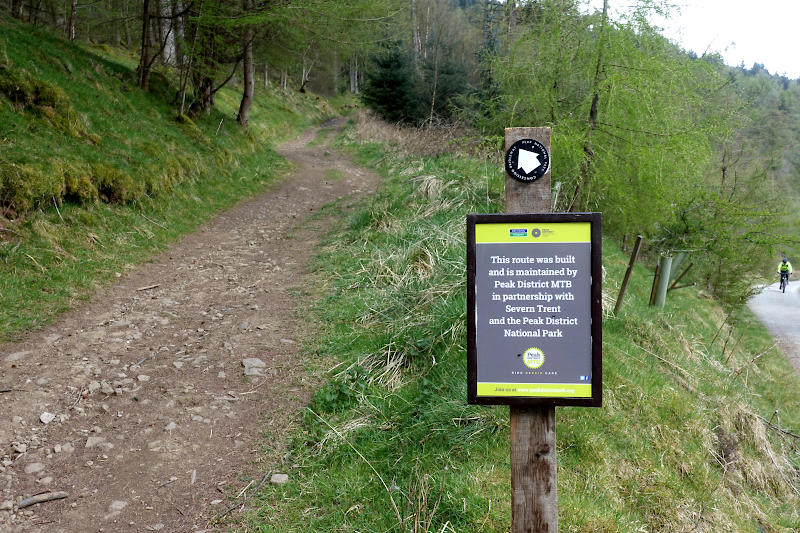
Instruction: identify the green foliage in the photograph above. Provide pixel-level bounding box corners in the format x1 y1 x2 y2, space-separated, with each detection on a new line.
361 45 472 126
0 62 84 137
62 162 99 204
0 16 332 343
310 365 368 414
361 47 423 124
91 163 142 204
469 0 789 305
0 158 63 213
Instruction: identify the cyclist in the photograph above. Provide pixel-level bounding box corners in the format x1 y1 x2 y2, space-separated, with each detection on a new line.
778 256 793 289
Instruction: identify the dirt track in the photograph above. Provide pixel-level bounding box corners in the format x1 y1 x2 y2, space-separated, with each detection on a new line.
0 120 379 532
747 279 800 376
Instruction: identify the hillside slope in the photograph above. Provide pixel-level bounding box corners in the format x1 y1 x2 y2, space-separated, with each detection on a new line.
243 114 800 532
0 15 335 342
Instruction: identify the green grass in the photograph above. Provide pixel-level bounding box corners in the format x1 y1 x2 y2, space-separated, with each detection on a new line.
236 120 800 532
0 16 337 341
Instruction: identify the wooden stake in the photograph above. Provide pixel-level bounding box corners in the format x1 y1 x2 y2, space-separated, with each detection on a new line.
649 261 662 306
505 127 557 533
613 235 643 314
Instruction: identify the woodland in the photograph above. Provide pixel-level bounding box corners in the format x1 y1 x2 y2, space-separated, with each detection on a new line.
2 0 800 307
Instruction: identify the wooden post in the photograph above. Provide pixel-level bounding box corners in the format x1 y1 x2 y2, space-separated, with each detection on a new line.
649 261 662 307
613 235 643 314
505 127 557 533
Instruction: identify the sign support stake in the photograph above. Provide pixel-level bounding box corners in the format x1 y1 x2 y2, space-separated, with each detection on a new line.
505 127 557 532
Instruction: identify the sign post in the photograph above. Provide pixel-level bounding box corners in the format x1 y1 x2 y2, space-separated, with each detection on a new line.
466 127 602 532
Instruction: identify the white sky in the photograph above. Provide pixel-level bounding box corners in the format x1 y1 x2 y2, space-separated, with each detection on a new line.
585 0 800 79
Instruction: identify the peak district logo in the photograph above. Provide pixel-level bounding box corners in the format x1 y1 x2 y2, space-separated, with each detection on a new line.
522 347 545 369
505 138 550 183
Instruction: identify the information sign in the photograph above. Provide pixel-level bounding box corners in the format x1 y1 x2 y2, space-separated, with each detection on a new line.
467 213 602 406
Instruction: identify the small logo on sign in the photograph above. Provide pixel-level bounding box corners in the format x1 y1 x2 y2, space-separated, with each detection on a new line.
522 347 545 369
509 228 528 238
505 139 550 183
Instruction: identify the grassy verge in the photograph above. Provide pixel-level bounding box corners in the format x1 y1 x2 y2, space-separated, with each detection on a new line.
0 17 336 342
240 115 800 532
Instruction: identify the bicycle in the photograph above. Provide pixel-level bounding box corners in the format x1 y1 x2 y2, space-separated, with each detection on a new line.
780 272 789 293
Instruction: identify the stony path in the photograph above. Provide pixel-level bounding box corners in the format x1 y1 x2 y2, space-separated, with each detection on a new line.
747 279 800 376
0 120 379 532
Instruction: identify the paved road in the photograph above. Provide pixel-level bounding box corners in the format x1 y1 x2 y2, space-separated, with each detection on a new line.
747 279 800 376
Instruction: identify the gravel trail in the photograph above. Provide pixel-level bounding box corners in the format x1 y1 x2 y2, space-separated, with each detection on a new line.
0 120 378 532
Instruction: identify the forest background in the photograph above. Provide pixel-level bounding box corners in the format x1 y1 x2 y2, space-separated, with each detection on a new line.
2 0 800 530
3 0 800 307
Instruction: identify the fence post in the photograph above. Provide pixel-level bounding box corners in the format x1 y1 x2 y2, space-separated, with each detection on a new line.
614 235 643 314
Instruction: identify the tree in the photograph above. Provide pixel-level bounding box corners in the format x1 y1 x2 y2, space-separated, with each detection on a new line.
361 46 422 123
236 0 254 128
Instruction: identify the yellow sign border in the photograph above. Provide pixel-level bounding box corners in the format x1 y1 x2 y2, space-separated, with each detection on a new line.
475 222 590 244
476 382 592 398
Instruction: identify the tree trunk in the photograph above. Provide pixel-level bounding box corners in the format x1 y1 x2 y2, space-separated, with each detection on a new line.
332 50 338 95
428 50 439 124
198 75 214 113
298 59 310 93
349 56 359 95
137 0 152 90
68 0 77 41
10 0 23 19
571 0 608 211
121 0 131 47
411 0 421 73
30 0 43 25
506 0 517 41
264 63 269 88
111 0 121 45
172 0 184 67
236 0 254 129
159 0 177 65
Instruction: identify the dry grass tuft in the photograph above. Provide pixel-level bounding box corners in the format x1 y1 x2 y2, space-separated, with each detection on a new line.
711 402 800 499
353 109 501 162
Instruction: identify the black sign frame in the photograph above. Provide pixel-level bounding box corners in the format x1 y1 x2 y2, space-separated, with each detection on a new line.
466 212 602 407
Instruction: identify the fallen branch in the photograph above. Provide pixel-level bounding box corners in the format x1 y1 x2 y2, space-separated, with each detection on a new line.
633 342 691 379
141 213 167 230
18 491 69 509
758 415 800 442
732 343 776 376
217 471 271 519
158 476 178 488
136 284 160 292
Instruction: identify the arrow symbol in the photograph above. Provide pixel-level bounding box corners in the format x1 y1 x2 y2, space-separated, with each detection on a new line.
517 149 541 174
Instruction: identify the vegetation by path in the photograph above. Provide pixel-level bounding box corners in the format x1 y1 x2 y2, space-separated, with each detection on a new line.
0 16 338 343
240 114 800 532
